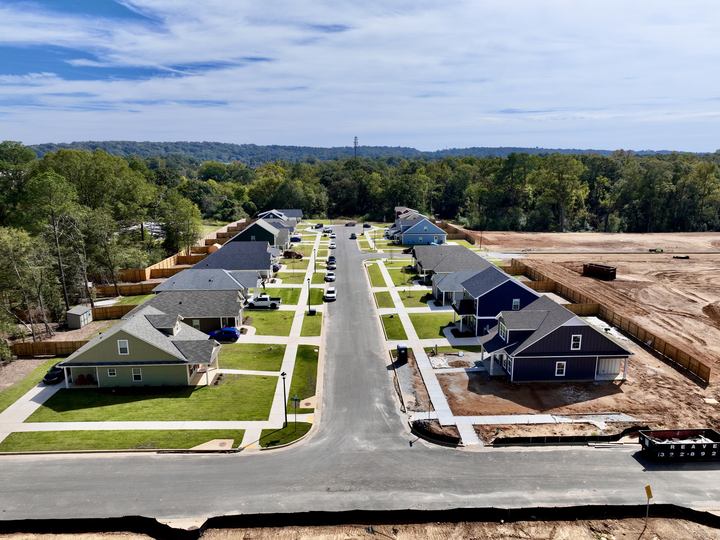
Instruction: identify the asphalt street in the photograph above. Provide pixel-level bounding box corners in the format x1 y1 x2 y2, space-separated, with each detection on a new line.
1 227 719 522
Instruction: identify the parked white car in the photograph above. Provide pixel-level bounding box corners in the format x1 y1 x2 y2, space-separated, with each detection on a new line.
324 287 337 301
329 232 336 239
325 272 336 282
329 242 337 249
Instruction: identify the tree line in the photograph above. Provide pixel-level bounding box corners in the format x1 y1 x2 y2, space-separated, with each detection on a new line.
1 140 719 358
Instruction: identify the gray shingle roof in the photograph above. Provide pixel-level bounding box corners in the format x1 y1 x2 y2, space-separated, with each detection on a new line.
500 296 576 355
434 270 485 292
460 266 511 297
276 209 303 219
193 241 272 271
152 269 255 292
145 314 179 330
414 245 491 274
61 305 218 367
501 310 549 330
125 290 243 319
237 220 280 236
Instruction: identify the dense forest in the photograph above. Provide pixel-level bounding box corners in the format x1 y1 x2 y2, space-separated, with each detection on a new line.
27 140 674 165
1 139 720 358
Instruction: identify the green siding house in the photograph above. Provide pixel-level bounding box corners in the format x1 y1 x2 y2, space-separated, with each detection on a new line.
58 306 221 388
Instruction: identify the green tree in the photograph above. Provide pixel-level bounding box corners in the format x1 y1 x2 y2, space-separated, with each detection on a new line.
159 190 202 256
532 154 587 231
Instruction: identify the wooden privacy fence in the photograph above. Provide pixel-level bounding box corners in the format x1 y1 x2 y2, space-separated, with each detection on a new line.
93 282 157 297
92 304 137 320
439 222 477 245
507 259 711 384
11 340 88 357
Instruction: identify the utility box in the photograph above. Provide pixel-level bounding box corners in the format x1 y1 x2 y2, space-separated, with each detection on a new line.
396 344 408 365
67 306 93 330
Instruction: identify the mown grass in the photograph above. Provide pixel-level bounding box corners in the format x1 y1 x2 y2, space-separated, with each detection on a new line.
0 429 246 452
26 375 277 422
374 291 394 308
388 268 419 287
286 345 319 413
300 312 322 337
248 310 295 336
280 258 310 270
218 343 285 371
448 239 479 249
259 423 312 448
366 263 387 287
381 314 408 340
114 294 154 306
308 288 325 305
409 313 456 339
316 249 329 258
200 221 230 237
276 275 306 285
0 358 58 415
311 273 326 284
397 290 434 308
261 288 301 305
382 260 412 268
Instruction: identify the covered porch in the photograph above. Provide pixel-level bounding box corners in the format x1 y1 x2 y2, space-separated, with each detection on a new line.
451 299 475 334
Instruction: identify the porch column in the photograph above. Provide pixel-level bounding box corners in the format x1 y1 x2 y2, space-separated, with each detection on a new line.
206 367 210 386
453 311 456 324
489 353 494 376
622 357 629 381
64 368 69 389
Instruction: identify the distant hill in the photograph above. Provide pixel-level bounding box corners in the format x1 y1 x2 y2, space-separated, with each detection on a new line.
28 140 677 165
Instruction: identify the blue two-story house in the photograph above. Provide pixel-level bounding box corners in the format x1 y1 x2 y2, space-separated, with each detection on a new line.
480 295 633 382
452 266 540 336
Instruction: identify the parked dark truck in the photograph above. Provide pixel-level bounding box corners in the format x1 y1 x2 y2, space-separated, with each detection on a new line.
639 428 720 461
245 294 282 309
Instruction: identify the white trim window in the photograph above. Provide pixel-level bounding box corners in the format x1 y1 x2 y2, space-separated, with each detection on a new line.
571 334 582 350
512 298 520 310
117 340 129 355
499 322 508 341
132 368 142 382
192 320 201 330
107 368 117 378
250 235 256 241
555 361 566 376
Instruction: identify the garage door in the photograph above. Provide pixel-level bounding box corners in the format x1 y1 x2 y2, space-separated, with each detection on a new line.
597 357 622 375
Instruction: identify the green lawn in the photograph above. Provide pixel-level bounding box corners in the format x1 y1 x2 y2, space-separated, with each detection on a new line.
281 258 309 270
448 239 479 249
397 290 434 308
259 423 312 448
27 375 277 422
424 345 484 354
0 430 246 452
381 314 408 340
276 275 306 285
246 311 295 336
366 263 387 287
382 260 412 268
388 268 419 287
115 294 154 306
200 221 230 237
374 291 394 308
262 288 301 305
409 313 456 339
316 249 329 258
300 311 322 337
218 343 285 371
0 358 58 415
293 244 316 256
311 273 326 284
309 288 325 305
287 345 319 413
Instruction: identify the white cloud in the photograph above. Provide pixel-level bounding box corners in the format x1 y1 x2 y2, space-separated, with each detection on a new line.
1 0 720 150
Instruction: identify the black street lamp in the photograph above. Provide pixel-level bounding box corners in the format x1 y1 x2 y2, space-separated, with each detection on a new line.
313 248 316 273
281 371 287 428
307 277 311 312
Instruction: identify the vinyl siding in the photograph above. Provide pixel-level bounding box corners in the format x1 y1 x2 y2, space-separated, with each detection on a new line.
96 364 189 387
67 331 180 365
233 227 276 246
401 233 446 245
512 356 597 382
522 326 629 357
476 282 539 317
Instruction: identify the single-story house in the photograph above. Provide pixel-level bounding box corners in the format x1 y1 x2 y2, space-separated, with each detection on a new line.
228 219 289 250
57 306 221 388
152 268 260 298
193 241 274 278
453 267 541 336
413 245 491 279
124 290 245 334
480 295 633 382
400 218 447 245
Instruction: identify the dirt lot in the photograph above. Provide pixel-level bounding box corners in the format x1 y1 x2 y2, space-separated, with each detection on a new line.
0 359 50 391
475 230 720 253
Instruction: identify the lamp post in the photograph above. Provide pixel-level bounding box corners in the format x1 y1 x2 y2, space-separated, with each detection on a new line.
313 248 316 274
307 278 311 312
281 371 287 428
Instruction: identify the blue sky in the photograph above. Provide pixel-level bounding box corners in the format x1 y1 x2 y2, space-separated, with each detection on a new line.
1 0 720 151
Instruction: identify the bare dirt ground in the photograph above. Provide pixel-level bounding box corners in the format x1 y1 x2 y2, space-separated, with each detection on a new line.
3 519 720 539
475 230 720 253
0 359 49 391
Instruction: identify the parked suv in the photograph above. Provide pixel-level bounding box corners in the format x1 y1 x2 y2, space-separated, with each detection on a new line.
209 327 241 342
283 250 303 259
323 227 332 233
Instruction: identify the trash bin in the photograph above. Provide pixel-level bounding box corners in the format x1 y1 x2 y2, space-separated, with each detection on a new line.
396 344 408 365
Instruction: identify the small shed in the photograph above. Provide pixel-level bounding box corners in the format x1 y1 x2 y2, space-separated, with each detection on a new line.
67 306 92 329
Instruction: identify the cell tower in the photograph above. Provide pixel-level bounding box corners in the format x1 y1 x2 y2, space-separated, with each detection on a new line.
354 136 358 158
